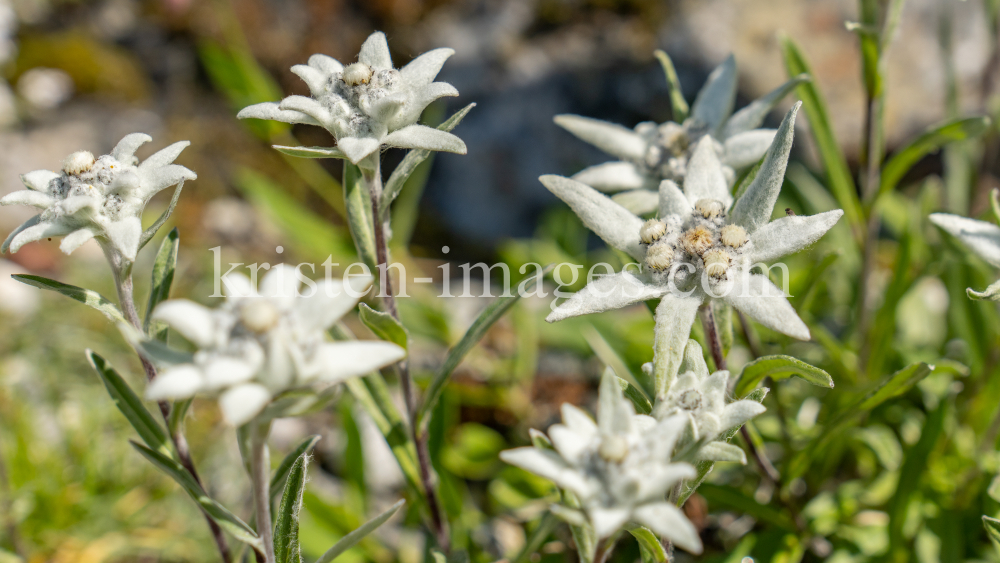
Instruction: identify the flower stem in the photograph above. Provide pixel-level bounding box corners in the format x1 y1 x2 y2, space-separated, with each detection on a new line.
250 420 275 563
362 164 450 552
109 254 232 563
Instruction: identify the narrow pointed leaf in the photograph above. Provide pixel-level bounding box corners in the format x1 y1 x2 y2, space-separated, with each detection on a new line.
880 116 991 197
358 303 409 349
145 228 179 338
733 355 834 398
139 182 184 251
13 274 125 324
315 499 405 563
626 525 668 563
274 452 309 563
87 350 170 456
985 516 1000 555
273 145 348 159
584 324 651 404
271 435 321 501
653 50 688 123
343 162 378 271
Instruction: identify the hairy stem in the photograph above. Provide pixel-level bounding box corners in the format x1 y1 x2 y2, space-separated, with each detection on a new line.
110 254 232 563
362 164 450 552
250 421 275 563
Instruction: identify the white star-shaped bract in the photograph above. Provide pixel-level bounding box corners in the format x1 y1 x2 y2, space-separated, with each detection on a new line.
143 265 406 426
500 374 702 554
1 134 195 262
652 339 763 462
556 55 805 214
238 31 466 167
542 104 843 397
930 212 1000 300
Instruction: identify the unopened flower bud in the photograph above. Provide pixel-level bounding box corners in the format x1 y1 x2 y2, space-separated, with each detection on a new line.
342 62 373 86
720 224 748 248
681 226 713 256
598 437 629 462
703 249 731 279
645 244 673 271
639 219 667 244
694 198 725 219
62 151 95 176
240 300 280 334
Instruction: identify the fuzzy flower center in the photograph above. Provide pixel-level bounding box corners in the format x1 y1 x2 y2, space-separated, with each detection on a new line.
239 300 281 334
45 152 129 221
639 198 749 281
635 119 714 182
321 63 402 137
677 389 703 411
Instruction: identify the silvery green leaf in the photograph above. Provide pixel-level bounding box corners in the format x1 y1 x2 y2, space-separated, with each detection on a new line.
696 442 746 464
746 210 844 264
87 350 171 456
573 161 649 193
968 279 1000 301
272 145 348 159
652 294 702 399
145 228 179 338
271 435 321 501
550 504 589 527
722 74 809 138
611 189 659 215
989 475 1000 503
358 303 408 349
12 274 125 324
343 162 378 270
553 115 647 161
722 129 776 170
546 270 666 323
274 452 308 563
683 136 732 207
733 355 833 398
315 500 405 563
691 54 737 137
539 174 645 260
729 103 800 234
653 50 689 122
984 516 1000 554
625 524 669 563
930 213 1000 268
138 182 184 251
678 339 709 378
631 502 703 554
721 271 809 340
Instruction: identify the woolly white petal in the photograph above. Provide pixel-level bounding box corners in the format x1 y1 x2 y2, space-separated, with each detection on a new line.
59 195 100 215
539 174 645 260
111 133 152 162
146 365 204 401
553 115 647 161
929 213 1000 268
691 55 737 136
548 424 589 465
400 48 454 86
308 53 343 74
290 64 327 96
723 75 806 138
723 129 776 170
697 441 747 463
747 210 844 263
572 161 648 193
383 125 467 154
105 216 142 261
598 371 634 435
139 140 190 171
60 228 96 254
223 273 254 300
589 507 631 540
153 299 216 348
659 179 692 218
611 190 658 215
499 447 591 496
1 190 53 208
259 264 301 308
729 103 800 234
7 219 74 253
720 400 766 430
338 137 382 164
315 341 407 382
721 271 809 340
561 403 598 436
2 215 39 253
545 271 667 323
238 102 322 127
633 502 703 554
218 383 272 426
359 31 393 70
683 136 732 208
139 164 196 199
279 95 334 127
202 357 258 389
652 293 703 398
390 82 459 129
21 170 59 191
296 275 373 331
640 462 698 500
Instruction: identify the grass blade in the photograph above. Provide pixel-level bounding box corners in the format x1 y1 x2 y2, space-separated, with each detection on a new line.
144 227 179 338
653 50 689 123
879 116 991 198
13 274 125 324
87 350 170 456
274 452 309 563
315 499 405 563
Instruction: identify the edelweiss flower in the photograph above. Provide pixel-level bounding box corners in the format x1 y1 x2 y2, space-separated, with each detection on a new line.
556 55 804 214
1 134 195 262
500 374 702 553
143 265 406 426
543 104 843 392
651 339 763 462
238 31 466 166
930 212 1000 300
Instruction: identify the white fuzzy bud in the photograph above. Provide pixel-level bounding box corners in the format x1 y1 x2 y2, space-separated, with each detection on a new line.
342 62 373 86
240 300 280 334
639 219 667 244
694 198 725 219
598 437 629 463
720 224 748 248
681 226 713 257
62 151 95 175
645 244 673 271
703 249 731 279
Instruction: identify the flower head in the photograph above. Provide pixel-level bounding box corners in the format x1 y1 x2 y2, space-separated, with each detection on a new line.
238 31 466 167
542 104 843 396
499 373 702 553
142 265 406 426
930 211 1000 300
1 134 195 262
651 340 764 462
556 55 805 214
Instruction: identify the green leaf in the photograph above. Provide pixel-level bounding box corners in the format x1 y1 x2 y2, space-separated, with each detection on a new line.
779 35 864 238
626 525 668 563
168 398 193 436
343 162 378 271
583 325 652 405
417 269 547 433
13 274 126 324
272 145 348 160
144 227 179 338
733 355 834 398
880 116 991 198
653 50 689 123
343 376 421 494
984 516 1000 555
274 451 309 563
512 513 558 563
271 435 321 502
698 483 797 531
380 103 476 220
130 440 264 551
358 303 409 349
887 405 946 556
139 182 184 251
315 499 405 563
614 373 652 416
87 350 170 456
